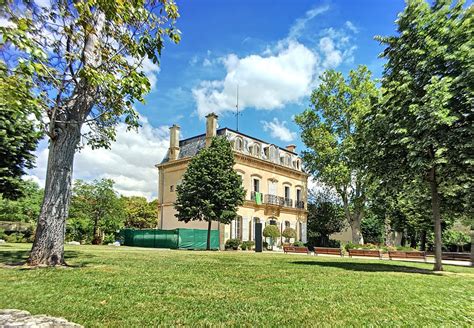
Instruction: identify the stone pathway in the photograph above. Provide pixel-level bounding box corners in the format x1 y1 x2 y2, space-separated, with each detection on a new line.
0 310 82 328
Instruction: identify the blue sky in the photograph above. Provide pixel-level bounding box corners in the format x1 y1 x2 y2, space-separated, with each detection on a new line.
30 0 407 199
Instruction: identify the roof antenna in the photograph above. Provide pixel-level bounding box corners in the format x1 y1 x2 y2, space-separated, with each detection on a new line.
235 84 241 131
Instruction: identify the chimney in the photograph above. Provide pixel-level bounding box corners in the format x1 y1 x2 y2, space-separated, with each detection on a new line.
169 124 180 161
286 144 296 152
205 113 218 147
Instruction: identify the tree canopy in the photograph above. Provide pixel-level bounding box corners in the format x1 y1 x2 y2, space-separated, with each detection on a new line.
1 0 180 265
361 0 473 270
295 65 379 244
175 136 245 250
0 62 43 200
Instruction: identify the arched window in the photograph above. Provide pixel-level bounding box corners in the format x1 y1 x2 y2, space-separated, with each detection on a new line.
235 137 243 151
254 143 261 157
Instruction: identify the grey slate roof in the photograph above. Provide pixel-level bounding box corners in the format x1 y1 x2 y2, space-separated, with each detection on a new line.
160 128 227 164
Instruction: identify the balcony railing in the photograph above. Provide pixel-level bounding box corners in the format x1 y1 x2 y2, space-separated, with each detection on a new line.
296 200 305 209
250 192 295 208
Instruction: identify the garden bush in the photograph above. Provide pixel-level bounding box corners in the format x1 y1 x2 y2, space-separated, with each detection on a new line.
263 225 280 248
5 233 26 243
225 238 241 250
293 241 305 247
282 227 296 241
241 241 255 250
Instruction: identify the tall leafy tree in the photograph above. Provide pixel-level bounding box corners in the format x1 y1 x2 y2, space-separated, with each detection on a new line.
175 137 245 250
0 179 43 223
295 65 379 244
0 62 43 200
122 196 158 229
363 0 473 270
68 179 124 244
307 190 346 247
1 0 180 265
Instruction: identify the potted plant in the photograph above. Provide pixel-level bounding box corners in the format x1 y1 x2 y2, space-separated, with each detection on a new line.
263 225 280 250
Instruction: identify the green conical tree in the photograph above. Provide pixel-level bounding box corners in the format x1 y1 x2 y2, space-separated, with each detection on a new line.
175 136 246 250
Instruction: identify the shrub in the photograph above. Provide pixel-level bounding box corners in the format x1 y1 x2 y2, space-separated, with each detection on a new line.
282 227 296 240
5 233 26 243
225 238 241 250
263 225 280 247
103 233 116 245
293 241 305 247
241 241 255 251
328 239 341 248
263 241 268 249
0 228 6 240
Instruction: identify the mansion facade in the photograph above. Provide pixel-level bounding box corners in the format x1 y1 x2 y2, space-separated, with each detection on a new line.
156 113 308 249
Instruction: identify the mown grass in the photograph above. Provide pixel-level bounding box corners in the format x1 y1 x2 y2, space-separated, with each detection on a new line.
1 243 473 327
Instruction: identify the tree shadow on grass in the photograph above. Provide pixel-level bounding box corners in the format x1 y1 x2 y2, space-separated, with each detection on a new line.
0 248 91 268
291 260 435 275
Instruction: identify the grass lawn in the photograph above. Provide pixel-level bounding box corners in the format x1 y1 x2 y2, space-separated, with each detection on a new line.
1 243 473 327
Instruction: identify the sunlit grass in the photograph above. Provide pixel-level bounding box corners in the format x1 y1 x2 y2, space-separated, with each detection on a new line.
1 243 473 327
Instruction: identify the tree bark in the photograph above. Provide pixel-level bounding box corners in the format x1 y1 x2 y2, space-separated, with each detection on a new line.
429 167 443 271
470 228 474 267
206 220 212 250
394 231 403 247
349 217 364 245
28 123 81 266
420 230 427 251
28 10 105 266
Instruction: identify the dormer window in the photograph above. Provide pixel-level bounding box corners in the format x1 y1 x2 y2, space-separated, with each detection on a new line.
254 143 261 157
235 137 243 151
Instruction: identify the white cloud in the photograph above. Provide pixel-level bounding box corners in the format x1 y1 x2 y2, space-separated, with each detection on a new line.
288 5 330 40
319 37 342 68
192 5 358 118
0 17 16 28
261 118 296 142
193 41 318 117
29 116 169 200
345 21 359 34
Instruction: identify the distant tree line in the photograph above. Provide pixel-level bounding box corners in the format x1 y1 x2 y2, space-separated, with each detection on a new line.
0 179 159 244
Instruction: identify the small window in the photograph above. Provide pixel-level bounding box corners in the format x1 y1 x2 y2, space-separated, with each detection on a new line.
253 179 260 192
296 189 301 202
170 185 174 192
236 216 242 240
284 186 290 199
255 144 261 157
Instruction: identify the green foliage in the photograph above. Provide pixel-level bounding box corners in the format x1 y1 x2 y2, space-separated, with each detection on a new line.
307 190 346 247
175 137 245 227
240 241 255 251
295 65 379 244
0 63 43 200
361 0 473 269
361 214 384 244
263 225 280 247
282 227 296 240
0 179 43 223
1 0 181 149
293 241 305 247
68 179 125 244
263 225 280 239
5 232 26 243
122 196 158 229
225 238 241 250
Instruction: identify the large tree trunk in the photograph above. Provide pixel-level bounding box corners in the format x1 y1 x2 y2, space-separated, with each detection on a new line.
470 228 474 267
429 167 443 271
28 124 81 266
206 220 212 250
394 231 403 247
349 217 364 245
420 230 427 251
28 10 105 266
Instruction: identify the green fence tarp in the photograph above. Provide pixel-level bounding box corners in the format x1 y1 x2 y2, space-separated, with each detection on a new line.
121 228 219 250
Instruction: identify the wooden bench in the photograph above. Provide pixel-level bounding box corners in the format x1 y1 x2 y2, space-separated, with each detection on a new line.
388 251 426 261
348 249 382 259
314 247 343 257
441 252 471 261
283 246 310 254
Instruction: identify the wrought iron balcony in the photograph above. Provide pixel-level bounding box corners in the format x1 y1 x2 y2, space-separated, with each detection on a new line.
296 200 305 209
249 192 295 208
